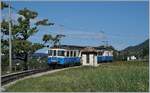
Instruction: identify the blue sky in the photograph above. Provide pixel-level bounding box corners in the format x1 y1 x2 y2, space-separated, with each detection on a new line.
6 1 149 53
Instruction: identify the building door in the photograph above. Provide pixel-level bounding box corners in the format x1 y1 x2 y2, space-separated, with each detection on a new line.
86 54 89 64
89 54 94 65
82 53 97 66
82 54 86 65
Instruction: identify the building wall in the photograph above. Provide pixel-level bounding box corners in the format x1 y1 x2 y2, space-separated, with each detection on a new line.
82 54 97 66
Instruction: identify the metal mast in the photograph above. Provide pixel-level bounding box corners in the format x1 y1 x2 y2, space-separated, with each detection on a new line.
58 24 65 47
9 1 12 73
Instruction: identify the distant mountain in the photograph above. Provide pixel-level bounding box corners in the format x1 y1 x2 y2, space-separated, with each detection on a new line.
120 39 149 59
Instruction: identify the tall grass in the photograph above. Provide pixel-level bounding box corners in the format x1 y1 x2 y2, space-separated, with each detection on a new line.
5 61 149 92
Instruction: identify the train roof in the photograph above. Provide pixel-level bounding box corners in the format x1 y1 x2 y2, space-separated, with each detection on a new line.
50 45 113 51
49 45 84 50
49 48 66 50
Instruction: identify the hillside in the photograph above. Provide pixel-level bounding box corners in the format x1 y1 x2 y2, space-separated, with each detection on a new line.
120 39 149 59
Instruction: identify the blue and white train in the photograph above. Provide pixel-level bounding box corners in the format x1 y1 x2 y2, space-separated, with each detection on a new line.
48 48 81 66
47 46 113 66
97 50 113 63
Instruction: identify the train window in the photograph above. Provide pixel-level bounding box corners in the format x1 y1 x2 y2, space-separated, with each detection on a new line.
53 50 56 56
58 50 65 56
66 51 69 57
70 51 73 57
74 51 76 57
78 51 80 56
98 52 103 56
48 50 52 56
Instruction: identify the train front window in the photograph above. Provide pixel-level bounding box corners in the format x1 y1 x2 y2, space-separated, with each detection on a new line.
48 50 52 56
53 50 56 56
58 50 65 56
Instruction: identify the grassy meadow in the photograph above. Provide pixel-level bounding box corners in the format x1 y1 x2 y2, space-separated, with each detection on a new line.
5 61 149 92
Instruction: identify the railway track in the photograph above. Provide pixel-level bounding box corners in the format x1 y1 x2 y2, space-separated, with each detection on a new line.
1 64 81 87
1 68 50 86
1 65 79 86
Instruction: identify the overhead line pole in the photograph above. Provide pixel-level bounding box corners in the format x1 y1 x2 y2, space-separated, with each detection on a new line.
0 0 1 76
9 1 12 73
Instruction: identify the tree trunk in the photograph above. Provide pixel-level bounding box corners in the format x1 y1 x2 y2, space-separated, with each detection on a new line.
23 53 28 70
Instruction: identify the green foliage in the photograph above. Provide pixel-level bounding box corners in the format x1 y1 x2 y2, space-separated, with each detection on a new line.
43 34 65 47
27 57 48 69
1 39 9 54
31 43 44 53
1 5 54 70
1 19 9 35
35 19 54 26
12 40 31 53
42 34 53 44
18 8 38 19
1 55 9 74
5 61 149 92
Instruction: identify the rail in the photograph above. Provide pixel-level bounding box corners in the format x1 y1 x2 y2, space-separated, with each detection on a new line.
1 68 49 86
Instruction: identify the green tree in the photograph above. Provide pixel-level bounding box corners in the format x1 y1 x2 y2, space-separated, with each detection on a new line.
1 6 54 70
1 2 9 54
43 34 53 45
42 34 65 47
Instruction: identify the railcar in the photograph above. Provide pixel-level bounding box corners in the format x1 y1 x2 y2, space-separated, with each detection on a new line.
97 50 113 62
48 48 81 66
47 46 113 67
